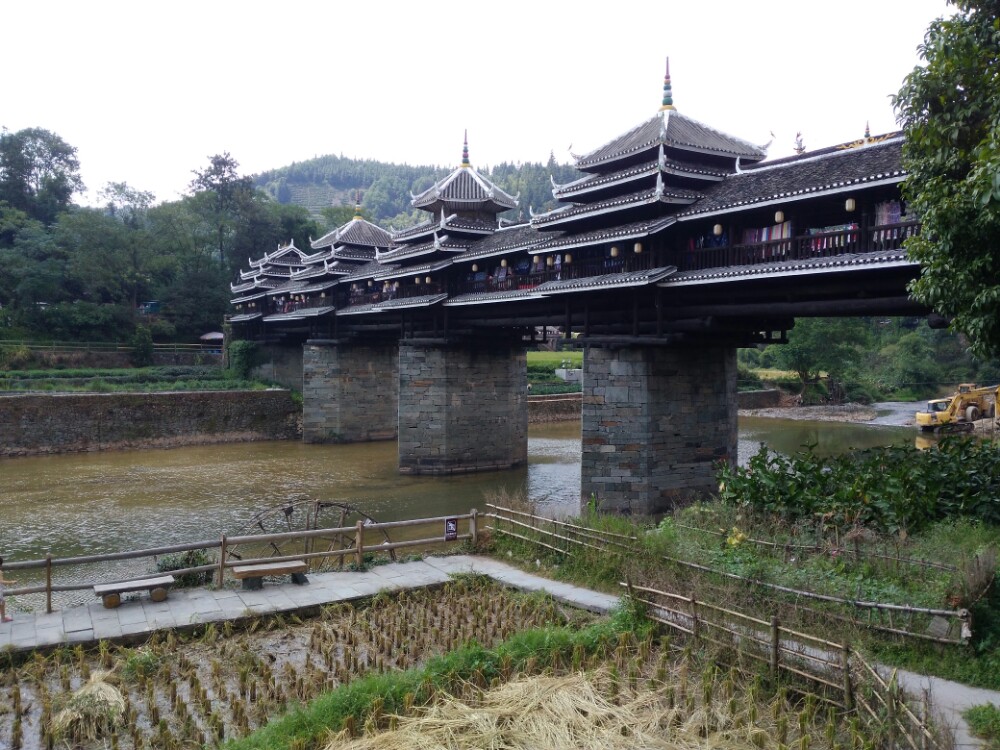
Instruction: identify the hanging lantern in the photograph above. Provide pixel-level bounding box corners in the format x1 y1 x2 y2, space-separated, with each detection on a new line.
471 264 479 272
610 246 619 257
634 242 643 254
501 259 508 268
532 255 540 264
774 210 785 224
564 253 572 264
415 276 421 284
425 276 432 284
546 256 554 267
367 280 373 287
713 224 723 236
845 198 856 212
320 292 326 298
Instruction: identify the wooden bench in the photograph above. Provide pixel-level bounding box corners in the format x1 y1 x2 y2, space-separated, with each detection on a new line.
94 575 175 609
232 560 309 590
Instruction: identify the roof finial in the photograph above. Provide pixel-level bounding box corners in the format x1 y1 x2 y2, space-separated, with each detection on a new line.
353 190 362 220
660 57 675 111
864 121 871 141
461 130 470 168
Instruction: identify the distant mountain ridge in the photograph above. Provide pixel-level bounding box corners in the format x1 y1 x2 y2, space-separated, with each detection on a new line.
253 153 581 229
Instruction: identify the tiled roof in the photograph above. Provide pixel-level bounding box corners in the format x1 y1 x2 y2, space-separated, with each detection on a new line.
310 218 391 250
377 236 468 263
334 247 377 261
531 217 676 252
229 312 263 323
264 305 336 323
678 138 904 219
575 111 765 171
554 156 726 200
230 278 280 293
444 288 546 306
375 259 453 280
230 291 268 304
453 223 548 261
371 293 448 311
340 260 383 281
533 266 676 296
662 250 913 286
411 165 517 212
248 241 311 268
531 185 698 228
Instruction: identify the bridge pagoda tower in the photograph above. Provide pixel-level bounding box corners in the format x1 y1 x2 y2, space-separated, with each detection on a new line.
390 135 529 474
534 60 767 513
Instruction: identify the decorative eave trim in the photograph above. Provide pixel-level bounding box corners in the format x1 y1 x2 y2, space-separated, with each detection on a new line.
659 252 915 287
444 290 547 306
532 189 696 229
374 259 453 280
532 217 676 252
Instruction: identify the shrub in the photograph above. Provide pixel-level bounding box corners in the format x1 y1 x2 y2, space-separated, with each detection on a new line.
228 340 259 380
130 325 154 367
155 549 214 587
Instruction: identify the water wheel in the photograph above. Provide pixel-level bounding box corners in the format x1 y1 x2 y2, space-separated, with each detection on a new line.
227 499 396 570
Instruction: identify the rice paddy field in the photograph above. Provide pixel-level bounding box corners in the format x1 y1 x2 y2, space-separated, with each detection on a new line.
0 576 928 750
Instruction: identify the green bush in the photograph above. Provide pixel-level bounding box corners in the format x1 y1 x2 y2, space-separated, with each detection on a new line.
718 437 1000 533
155 549 215 587
228 340 260 380
130 325 154 367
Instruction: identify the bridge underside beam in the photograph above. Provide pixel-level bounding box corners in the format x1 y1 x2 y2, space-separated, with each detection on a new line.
581 344 737 515
398 340 528 475
302 340 399 443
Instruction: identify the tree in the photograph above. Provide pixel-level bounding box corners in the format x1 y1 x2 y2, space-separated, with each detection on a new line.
0 127 84 224
189 152 253 270
894 1 1000 358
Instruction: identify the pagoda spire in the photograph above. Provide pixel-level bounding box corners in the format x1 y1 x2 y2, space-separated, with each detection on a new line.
864 121 871 141
461 130 471 168
353 190 363 220
659 57 675 111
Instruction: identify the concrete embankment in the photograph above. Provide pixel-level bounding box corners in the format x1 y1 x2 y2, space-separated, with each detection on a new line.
0 390 299 457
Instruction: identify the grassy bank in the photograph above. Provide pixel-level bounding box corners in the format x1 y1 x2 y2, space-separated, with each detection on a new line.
0 365 269 393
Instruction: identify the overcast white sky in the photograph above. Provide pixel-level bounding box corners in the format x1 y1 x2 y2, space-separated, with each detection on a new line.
3 0 951 206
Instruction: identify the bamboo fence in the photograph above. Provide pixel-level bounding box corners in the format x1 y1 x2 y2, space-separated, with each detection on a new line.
485 504 971 645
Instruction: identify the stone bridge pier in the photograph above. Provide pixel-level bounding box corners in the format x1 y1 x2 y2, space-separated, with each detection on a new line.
302 340 399 443
398 340 528 475
581 344 737 515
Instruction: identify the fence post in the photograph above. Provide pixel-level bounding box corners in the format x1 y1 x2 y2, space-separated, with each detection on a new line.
45 553 53 614
921 688 930 750
218 535 227 587
470 509 478 547
690 596 700 640
841 644 854 711
355 521 365 568
886 682 897 749
770 616 780 679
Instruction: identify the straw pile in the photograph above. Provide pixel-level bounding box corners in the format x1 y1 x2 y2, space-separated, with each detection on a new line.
50 669 126 743
326 670 773 750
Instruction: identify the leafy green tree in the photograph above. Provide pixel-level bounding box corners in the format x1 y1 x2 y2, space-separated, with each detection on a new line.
894 0 1000 358
775 318 870 385
189 152 253 270
0 127 84 224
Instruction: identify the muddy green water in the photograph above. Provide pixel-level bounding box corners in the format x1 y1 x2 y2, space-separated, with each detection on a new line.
0 419 914 567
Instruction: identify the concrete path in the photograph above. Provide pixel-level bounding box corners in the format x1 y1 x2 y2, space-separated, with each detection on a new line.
0 555 617 654
0 555 994 747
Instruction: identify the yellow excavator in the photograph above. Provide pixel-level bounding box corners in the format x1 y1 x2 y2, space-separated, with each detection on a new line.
916 383 999 433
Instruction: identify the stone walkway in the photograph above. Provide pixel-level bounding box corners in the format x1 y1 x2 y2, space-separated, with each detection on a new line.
0 555 994 748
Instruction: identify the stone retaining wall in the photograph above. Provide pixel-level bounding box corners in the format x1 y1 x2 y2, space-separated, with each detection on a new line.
737 388 782 409
0 391 300 458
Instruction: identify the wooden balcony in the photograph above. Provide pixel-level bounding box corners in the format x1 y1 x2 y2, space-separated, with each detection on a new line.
679 220 919 273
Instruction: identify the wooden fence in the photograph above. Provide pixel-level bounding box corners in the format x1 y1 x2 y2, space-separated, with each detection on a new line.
626 581 940 750
0 339 220 354
486 505 971 645
3 511 478 613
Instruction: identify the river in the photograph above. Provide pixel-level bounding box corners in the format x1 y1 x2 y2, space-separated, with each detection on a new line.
0 416 915 567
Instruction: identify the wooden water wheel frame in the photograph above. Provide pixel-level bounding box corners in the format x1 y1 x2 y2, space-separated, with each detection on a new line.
227 499 396 570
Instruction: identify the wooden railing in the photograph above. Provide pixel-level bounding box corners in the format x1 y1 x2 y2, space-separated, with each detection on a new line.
3 511 478 613
0 340 220 354
486 505 970 645
680 220 919 272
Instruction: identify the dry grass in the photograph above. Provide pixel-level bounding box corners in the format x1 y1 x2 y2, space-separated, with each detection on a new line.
326 668 845 750
50 670 125 744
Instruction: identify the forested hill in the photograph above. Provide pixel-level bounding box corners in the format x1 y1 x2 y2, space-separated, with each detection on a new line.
254 154 583 227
